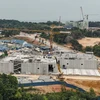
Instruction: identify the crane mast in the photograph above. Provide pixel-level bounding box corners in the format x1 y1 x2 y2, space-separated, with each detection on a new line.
49 26 54 53
50 31 53 52
59 16 61 26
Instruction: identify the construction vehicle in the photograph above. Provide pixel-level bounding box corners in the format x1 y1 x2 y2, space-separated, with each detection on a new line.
54 56 65 81
57 62 64 81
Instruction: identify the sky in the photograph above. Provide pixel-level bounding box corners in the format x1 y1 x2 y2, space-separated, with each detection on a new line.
0 0 100 22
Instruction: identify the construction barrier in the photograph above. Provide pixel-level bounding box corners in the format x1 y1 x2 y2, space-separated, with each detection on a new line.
18 81 85 92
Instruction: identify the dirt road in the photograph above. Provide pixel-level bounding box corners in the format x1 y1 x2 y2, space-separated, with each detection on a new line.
15 34 71 51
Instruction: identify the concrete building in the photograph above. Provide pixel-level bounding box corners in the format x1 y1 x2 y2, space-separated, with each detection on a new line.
60 53 97 69
65 20 88 29
0 52 58 75
0 62 13 74
54 50 100 76
21 56 58 75
0 49 100 76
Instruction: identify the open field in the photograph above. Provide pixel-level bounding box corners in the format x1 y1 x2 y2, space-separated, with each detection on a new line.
78 37 100 47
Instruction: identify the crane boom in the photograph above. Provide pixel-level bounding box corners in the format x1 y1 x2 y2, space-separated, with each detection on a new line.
80 6 84 20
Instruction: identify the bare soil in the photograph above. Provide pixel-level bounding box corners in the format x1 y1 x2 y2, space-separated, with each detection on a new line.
78 37 100 47
66 79 100 95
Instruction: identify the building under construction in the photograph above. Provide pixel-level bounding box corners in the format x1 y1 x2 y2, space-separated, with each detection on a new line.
0 52 58 75
54 50 100 76
0 48 100 76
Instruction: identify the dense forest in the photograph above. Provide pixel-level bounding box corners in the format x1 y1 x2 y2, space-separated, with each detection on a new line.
0 74 99 100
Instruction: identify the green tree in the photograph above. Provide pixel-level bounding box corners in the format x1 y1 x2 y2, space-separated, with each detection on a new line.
71 30 84 39
4 51 8 56
70 39 82 51
85 46 93 52
93 45 100 57
0 74 18 100
0 94 3 100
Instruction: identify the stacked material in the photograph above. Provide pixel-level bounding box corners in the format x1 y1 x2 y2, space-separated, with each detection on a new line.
18 75 55 84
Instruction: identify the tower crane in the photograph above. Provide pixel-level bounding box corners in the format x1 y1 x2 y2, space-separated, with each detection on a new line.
49 25 55 53
80 6 98 30
80 6 85 29
84 14 98 30
50 25 64 80
59 16 61 26
80 6 84 21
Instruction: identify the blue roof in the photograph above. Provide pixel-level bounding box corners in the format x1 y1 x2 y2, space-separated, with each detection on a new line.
0 40 11 43
0 45 8 51
11 39 25 45
0 39 33 49
24 43 33 48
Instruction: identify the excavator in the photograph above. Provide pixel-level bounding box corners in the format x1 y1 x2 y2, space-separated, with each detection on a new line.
54 56 65 81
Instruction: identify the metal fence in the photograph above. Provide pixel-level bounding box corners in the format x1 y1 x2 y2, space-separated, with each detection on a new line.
18 81 85 92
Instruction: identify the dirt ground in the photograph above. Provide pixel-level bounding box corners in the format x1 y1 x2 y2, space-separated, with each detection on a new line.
34 85 71 94
78 37 100 47
66 78 100 95
15 36 40 45
62 76 100 95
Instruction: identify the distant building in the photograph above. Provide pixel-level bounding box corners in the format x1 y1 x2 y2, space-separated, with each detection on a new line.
50 26 64 29
60 31 71 34
65 20 88 29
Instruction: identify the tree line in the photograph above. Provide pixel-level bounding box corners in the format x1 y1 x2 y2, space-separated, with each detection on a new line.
85 45 100 57
1 30 20 37
0 19 65 30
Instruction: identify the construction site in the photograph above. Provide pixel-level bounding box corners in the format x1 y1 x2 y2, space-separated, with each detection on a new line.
0 30 100 94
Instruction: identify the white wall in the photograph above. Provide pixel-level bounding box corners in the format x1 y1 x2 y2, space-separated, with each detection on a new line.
21 62 58 75
0 62 13 74
60 58 97 69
